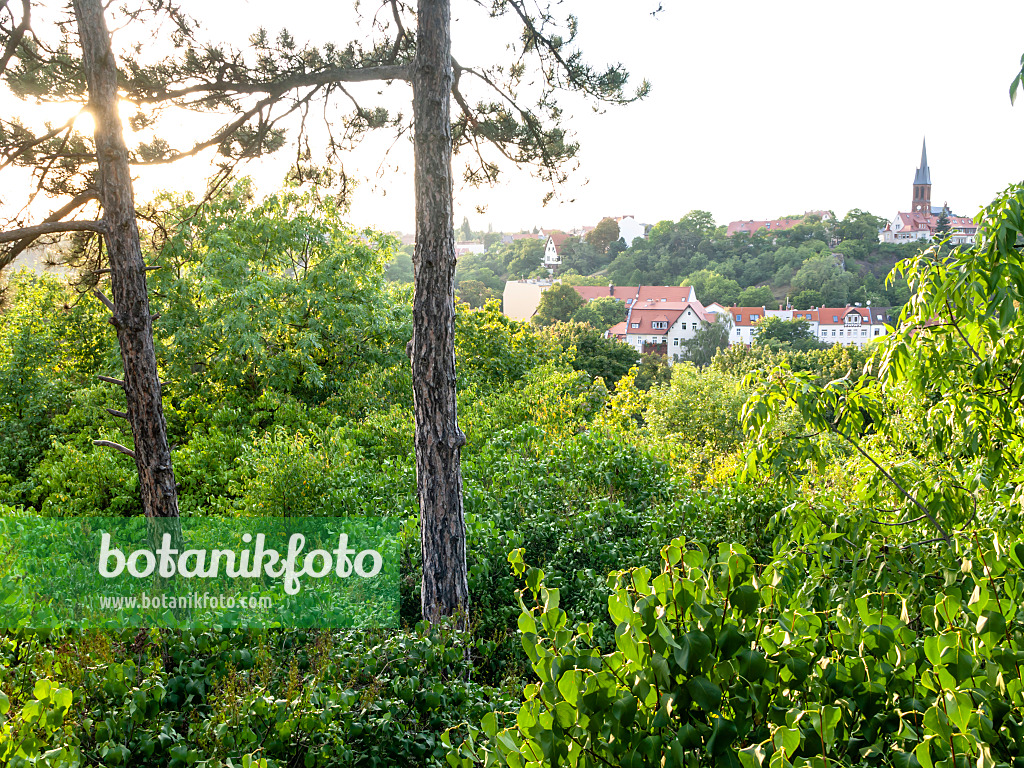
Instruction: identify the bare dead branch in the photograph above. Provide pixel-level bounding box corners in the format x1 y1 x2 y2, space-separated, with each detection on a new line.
96 264 161 273
97 375 124 386
93 439 136 459
105 408 129 419
93 289 116 313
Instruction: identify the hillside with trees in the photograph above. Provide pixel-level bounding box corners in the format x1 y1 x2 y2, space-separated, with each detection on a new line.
444 209 920 313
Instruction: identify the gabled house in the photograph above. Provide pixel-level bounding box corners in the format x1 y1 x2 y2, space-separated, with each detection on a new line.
543 232 572 272
607 299 716 359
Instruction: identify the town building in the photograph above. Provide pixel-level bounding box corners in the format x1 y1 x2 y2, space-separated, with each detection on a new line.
726 211 831 237
878 140 979 245
543 232 571 272
606 299 715 357
612 216 646 247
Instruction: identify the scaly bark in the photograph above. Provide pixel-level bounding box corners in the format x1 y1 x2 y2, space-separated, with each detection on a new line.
412 0 469 626
74 0 180 519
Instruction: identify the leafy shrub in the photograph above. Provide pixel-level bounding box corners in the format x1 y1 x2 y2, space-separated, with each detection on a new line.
454 531 1024 768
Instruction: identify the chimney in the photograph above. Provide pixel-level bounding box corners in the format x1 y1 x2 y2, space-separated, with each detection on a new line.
608 283 614 296
779 304 783 311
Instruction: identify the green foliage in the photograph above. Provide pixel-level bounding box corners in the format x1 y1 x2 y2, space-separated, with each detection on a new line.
532 284 585 328
752 317 825 352
585 219 620 255
0 273 113 481
679 319 730 368
457 301 556 388
150 180 409 404
570 296 624 332
743 183 1024 546
644 364 749 481
791 290 823 310
455 530 1024 768
543 322 637 386
736 285 774 307
791 253 852 308
681 270 741 307
457 280 498 309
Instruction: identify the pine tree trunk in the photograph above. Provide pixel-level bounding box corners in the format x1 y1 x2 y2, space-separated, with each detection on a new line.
74 0 180 520
412 0 469 626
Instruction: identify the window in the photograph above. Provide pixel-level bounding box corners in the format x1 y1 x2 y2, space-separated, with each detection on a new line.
692 323 698 331
630 322 640 329
673 338 679 346
735 314 741 321
833 315 839 322
839 330 843 336
876 314 883 321
736 329 741 337
832 330 836 336
861 329 867 336
874 328 880 336
750 315 759 322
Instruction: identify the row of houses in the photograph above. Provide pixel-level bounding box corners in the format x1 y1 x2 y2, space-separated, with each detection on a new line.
503 280 894 362
570 285 892 360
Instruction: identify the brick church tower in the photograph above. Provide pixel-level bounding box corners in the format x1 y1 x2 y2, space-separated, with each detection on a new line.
912 139 932 213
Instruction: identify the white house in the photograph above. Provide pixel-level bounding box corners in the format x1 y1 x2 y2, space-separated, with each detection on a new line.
543 233 571 271
796 306 894 348
607 299 716 359
613 216 646 247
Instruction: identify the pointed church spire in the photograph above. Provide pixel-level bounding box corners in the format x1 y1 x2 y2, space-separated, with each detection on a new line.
914 138 931 185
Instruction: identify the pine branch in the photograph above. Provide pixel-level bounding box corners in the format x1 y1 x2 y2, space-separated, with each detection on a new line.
133 64 411 104
0 0 29 74
0 219 106 246
0 191 100 271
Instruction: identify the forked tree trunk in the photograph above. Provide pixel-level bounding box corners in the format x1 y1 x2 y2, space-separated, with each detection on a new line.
74 0 180 520
412 0 469 626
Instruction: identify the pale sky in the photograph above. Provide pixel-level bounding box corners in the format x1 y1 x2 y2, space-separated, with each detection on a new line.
9 0 1024 235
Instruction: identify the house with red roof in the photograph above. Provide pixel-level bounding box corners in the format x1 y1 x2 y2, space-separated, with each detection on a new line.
726 211 831 238
543 232 572 271
723 304 895 348
801 306 894 347
607 297 717 360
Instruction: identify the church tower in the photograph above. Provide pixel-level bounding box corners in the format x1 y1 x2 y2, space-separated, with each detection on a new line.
912 138 931 213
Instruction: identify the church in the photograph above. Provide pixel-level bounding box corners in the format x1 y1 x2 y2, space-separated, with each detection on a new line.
878 140 979 245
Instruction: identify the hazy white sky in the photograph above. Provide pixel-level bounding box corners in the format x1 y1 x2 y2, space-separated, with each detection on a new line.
13 0 1024 234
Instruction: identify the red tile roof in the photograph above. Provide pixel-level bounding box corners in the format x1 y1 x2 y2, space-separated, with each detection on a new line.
607 321 628 338
727 307 769 327
625 307 687 335
547 232 572 254
636 285 694 303
572 285 638 302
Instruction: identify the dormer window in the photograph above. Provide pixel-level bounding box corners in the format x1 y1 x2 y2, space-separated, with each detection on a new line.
735 314 741 321
833 315 839 322
750 315 759 322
